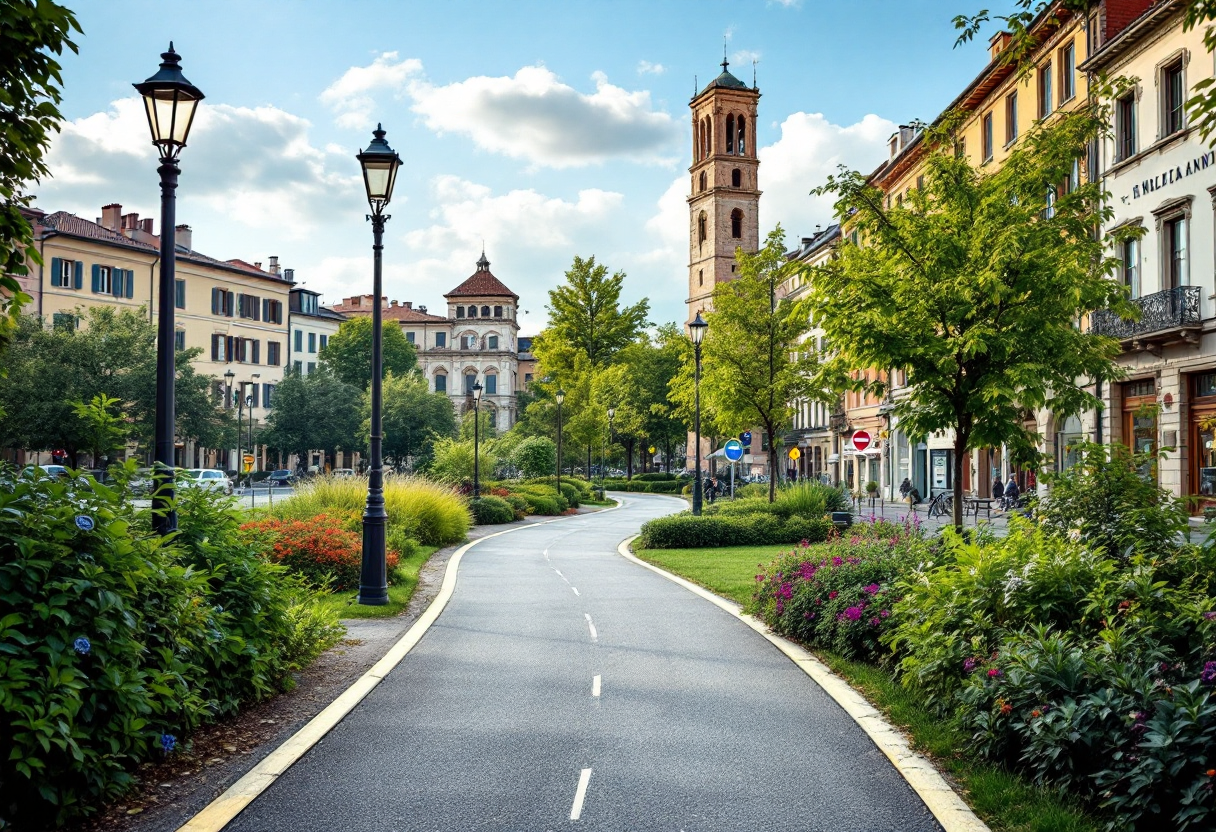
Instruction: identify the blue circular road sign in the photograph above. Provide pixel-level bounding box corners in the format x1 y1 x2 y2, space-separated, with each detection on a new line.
724 439 744 461
741 431 752 446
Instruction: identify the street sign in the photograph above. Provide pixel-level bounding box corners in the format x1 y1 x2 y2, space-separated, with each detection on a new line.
648 446 656 454
723 439 744 461
243 453 255 473
788 447 801 460
851 430 872 452
741 431 752 446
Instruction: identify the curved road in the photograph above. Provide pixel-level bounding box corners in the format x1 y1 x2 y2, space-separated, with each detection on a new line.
226 493 941 831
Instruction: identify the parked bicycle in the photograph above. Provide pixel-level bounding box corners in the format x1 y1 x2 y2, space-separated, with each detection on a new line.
927 491 954 518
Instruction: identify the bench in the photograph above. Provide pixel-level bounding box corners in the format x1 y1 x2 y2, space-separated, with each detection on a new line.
965 497 998 521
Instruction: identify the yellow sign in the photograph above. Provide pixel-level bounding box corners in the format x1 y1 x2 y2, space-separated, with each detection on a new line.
243 454 254 473
648 446 656 454
788 448 801 460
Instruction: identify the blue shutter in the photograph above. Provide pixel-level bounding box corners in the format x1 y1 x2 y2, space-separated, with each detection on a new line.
126 269 135 298
112 269 123 298
73 261 83 290
91 264 101 293
50 257 62 288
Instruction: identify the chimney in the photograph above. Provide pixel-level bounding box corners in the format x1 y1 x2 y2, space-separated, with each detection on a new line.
268 256 280 276
989 31 1012 61
254 262 262 271
101 204 122 231
284 268 295 282
404 301 412 310
122 212 140 229
141 218 153 234
175 224 192 251
418 305 427 314
390 300 399 307
899 124 916 146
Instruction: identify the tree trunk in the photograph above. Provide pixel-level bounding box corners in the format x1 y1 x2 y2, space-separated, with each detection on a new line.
952 426 969 532
768 436 778 503
586 443 592 481
625 439 634 480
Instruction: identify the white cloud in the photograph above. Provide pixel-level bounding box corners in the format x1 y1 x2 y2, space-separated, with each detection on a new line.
406 65 680 168
319 51 423 129
731 50 762 67
637 60 666 75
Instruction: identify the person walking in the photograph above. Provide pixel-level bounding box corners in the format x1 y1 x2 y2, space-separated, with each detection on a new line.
703 474 715 505
1003 476 1020 511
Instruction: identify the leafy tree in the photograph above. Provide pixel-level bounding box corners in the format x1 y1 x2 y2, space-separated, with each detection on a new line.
262 368 361 467
0 0 80 356
805 107 1135 529
539 254 649 369
511 436 557 479
377 372 456 471
0 308 227 465
428 437 496 485
70 393 127 466
319 316 416 390
458 407 498 442
698 227 816 502
623 325 686 473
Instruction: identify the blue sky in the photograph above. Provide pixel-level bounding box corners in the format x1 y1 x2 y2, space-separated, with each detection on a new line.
39 0 992 331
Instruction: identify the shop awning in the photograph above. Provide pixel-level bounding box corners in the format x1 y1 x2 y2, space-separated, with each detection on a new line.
826 454 840 463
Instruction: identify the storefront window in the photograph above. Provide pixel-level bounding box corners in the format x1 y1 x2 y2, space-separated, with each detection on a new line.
1057 415 1084 471
1198 427 1216 497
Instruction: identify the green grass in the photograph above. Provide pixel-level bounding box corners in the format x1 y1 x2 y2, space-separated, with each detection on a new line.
317 544 440 620
633 543 1102 832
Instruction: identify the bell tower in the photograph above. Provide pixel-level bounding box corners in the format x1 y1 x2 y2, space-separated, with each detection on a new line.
687 57 761 323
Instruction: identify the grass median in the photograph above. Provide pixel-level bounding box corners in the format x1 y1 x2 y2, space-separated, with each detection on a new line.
632 541 1101 832
318 543 441 620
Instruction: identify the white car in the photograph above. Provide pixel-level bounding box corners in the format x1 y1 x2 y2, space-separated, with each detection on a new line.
21 464 68 478
332 468 356 478
181 468 233 495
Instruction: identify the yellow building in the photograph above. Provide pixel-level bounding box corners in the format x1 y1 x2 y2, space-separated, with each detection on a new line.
27 202 292 469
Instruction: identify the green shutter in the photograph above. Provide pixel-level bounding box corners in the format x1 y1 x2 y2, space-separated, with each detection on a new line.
73 261 83 290
91 264 101 293
112 268 123 298
126 269 135 298
50 257 62 288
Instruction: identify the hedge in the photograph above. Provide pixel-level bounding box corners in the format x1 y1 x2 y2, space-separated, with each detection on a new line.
606 480 685 494
635 513 832 549
469 495 515 525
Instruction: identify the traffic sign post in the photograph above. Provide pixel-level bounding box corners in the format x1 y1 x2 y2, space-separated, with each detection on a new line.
724 439 744 499
851 430 872 453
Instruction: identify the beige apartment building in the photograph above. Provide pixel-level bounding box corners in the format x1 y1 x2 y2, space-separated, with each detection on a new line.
26 203 292 469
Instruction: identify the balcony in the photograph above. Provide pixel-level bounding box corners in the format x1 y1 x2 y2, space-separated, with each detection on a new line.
1089 286 1202 351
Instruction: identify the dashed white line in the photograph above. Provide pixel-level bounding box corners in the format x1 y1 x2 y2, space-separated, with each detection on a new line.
572 587 580 596
570 767 593 820
584 613 597 641
592 675 601 697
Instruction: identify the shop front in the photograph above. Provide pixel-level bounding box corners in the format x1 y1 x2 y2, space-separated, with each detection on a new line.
1122 377 1158 481
1188 370 1216 513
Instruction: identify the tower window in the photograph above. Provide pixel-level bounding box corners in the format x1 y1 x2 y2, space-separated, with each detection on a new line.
731 209 742 239
698 212 707 245
698 269 703 286
731 168 741 187
699 171 707 192
481 305 490 317
726 114 735 154
737 116 746 155
468 305 477 318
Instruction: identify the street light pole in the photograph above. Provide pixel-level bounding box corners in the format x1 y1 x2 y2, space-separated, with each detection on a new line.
555 388 565 499
689 313 708 516
234 383 245 485
604 407 614 493
355 124 402 607
134 44 203 535
223 368 234 471
247 373 260 484
472 380 483 496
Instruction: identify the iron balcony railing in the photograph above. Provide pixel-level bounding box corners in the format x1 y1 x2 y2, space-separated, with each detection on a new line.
1089 285 1201 340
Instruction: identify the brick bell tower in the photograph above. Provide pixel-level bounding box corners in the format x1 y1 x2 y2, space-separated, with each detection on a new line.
686 56 761 324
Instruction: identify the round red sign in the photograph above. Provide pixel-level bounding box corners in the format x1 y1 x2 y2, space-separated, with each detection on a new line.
851 430 872 452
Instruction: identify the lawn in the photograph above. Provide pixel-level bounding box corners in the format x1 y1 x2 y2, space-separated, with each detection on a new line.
317 543 441 620
632 541 1102 832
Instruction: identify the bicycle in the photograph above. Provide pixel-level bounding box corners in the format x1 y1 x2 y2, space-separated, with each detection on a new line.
927 491 954 518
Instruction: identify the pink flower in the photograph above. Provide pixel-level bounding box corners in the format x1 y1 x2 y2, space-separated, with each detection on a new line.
863 583 881 595
880 609 890 618
832 556 844 566
843 606 864 621
829 591 838 599
988 668 1003 679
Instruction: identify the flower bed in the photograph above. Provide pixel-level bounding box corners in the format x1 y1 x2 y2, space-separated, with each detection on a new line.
241 514 401 591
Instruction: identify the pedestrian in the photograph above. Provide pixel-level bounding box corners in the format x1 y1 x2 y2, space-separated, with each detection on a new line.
899 477 912 502
703 474 715 505
709 476 719 504
992 475 1004 501
1003 476 1020 511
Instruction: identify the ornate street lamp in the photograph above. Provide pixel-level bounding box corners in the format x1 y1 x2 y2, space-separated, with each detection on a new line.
472 380 483 497
247 372 260 485
689 313 708 516
603 407 615 491
134 43 204 535
223 368 235 471
555 388 566 499
355 124 401 606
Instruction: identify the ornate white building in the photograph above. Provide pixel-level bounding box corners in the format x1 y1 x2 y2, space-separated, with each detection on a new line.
330 252 525 430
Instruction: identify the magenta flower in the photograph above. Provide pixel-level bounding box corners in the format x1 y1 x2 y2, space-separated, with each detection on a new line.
863 584 881 595
963 658 977 673
869 617 881 626
832 556 844 566
1202 662 1216 685
880 609 890 618
1204 611 1216 620
987 668 1002 679
828 591 838 600
778 582 793 600
843 606 864 621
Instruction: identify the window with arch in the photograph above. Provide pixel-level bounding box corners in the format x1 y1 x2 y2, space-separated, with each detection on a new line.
694 121 701 161
702 117 711 159
485 373 498 395
488 334 499 350
698 212 707 245
481 305 490 317
731 209 742 239
464 372 477 394
731 168 741 188
494 305 503 317
698 171 706 192
737 116 746 155
726 114 735 153
698 269 703 286
434 371 447 394
455 306 465 318
467 305 477 318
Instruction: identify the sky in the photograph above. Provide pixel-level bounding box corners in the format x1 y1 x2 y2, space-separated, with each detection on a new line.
36 0 995 333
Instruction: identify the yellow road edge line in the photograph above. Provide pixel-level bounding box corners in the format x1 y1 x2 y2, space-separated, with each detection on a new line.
616 535 991 832
176 500 623 832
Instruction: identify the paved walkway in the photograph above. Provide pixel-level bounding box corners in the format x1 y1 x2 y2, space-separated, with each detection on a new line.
221 493 941 831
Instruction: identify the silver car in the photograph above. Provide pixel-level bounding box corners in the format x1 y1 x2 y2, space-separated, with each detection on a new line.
181 468 233 495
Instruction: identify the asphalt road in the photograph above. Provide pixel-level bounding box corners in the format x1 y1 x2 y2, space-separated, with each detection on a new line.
224 493 942 832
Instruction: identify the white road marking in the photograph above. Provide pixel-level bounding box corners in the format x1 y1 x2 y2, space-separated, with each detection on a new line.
572 587 580 596
570 768 593 820
592 675 601 697
584 614 598 641
555 569 570 584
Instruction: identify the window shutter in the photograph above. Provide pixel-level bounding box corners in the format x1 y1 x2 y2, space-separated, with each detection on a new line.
253 296 261 321
51 257 62 287
226 335 235 362
211 288 220 314
73 261 83 290
211 334 220 361
227 292 235 317
126 269 135 298
111 268 121 297
252 340 260 364
91 264 101 293
251 385 259 408
262 298 270 322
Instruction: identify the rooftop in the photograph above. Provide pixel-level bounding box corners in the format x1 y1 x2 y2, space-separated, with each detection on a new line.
444 252 519 300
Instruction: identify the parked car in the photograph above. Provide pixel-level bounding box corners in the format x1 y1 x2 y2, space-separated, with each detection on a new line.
181 468 233 495
331 468 355 478
21 464 68 479
266 469 295 488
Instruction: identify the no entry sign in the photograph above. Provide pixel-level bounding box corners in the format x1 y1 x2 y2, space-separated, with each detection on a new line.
851 430 872 453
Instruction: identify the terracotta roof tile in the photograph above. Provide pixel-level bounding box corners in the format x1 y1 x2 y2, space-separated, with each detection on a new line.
329 299 448 323
444 269 518 299
42 212 157 252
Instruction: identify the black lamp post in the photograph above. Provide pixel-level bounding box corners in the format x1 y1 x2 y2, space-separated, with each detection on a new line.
555 388 565 497
689 313 708 516
604 407 614 491
472 380 483 496
355 124 401 606
223 368 235 471
135 43 204 535
234 385 244 484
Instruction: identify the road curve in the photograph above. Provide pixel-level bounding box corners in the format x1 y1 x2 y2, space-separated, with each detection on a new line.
224 492 942 832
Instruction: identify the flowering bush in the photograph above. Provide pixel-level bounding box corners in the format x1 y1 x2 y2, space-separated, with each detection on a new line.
748 518 929 661
241 514 400 591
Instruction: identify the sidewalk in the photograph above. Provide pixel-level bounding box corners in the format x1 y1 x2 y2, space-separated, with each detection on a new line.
848 495 1012 536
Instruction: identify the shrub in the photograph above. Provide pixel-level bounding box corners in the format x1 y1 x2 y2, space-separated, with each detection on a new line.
645 481 684 494
735 482 768 499
635 512 832 549
469 495 515 525
271 474 469 546
511 436 557 479
520 493 563 515
635 472 676 481
0 469 343 828
748 520 928 661
428 437 497 485
241 514 401 592
504 494 529 520
776 482 851 516
526 476 591 502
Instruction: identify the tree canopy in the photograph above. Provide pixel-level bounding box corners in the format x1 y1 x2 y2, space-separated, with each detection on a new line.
540 254 649 368
261 368 361 465
805 105 1135 528
319 316 417 390
375 372 456 471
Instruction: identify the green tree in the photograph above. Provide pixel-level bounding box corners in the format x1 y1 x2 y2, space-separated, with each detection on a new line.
377 372 456 471
262 368 361 466
0 0 81 356
622 325 686 473
428 436 496 485
805 107 1135 529
539 254 649 369
511 435 557 479
697 227 816 502
319 316 416 390
70 393 127 466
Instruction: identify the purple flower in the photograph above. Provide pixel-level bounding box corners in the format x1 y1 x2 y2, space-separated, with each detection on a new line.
73 637 91 656
963 657 978 673
863 583 881 595
1205 612 1216 620
161 733 177 753
880 609 890 618
1202 662 1216 685
843 606 864 621
869 617 881 626
778 582 793 600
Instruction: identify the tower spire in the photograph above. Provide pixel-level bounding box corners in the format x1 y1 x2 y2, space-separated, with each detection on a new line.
476 247 489 271
722 37 729 71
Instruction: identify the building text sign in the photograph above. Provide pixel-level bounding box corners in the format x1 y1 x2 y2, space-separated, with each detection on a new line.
1128 150 1216 201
